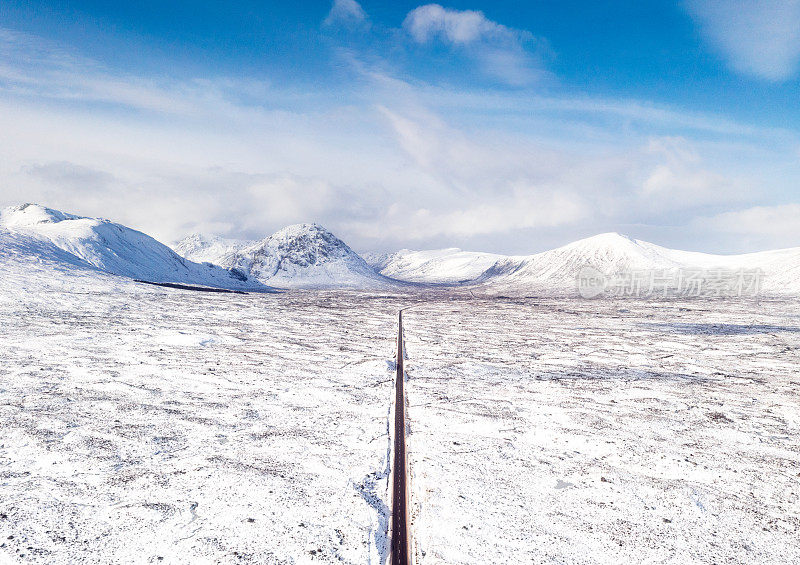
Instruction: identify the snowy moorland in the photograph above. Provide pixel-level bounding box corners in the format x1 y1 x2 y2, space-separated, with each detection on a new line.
1 241 798 563
0 259 403 563
403 298 800 563
1 204 798 563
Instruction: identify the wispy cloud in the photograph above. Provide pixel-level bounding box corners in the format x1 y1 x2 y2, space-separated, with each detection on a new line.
639 136 751 211
685 0 800 81
0 29 194 114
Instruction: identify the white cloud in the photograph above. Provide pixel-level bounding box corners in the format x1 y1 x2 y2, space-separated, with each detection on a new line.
1 27 798 253
323 0 369 29
403 4 514 45
401 4 546 85
685 0 800 81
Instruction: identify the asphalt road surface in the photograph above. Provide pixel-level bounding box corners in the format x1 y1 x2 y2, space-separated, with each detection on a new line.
391 311 411 565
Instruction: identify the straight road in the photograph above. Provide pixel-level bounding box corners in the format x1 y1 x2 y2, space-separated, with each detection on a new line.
390 310 411 565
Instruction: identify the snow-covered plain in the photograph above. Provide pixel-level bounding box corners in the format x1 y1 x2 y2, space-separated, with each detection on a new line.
0 261 403 563
403 298 800 564
1 253 798 563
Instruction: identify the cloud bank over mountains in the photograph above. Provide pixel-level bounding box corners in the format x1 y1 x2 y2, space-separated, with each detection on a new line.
1 2 799 255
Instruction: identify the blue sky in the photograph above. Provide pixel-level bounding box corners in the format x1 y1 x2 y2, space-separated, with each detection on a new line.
1 0 799 253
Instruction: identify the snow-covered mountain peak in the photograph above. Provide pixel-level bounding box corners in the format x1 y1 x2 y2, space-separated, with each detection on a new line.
176 223 396 288
574 232 635 246
257 223 360 267
271 222 328 239
176 232 209 248
229 223 391 288
544 232 680 267
556 232 651 256
0 203 82 227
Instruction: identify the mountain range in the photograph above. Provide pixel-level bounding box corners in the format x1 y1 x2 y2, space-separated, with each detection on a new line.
0 204 268 291
3 203 799 295
474 232 800 296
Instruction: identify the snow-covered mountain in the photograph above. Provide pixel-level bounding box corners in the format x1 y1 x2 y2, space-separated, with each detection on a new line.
655 242 800 296
173 233 253 264
365 248 504 284
362 232 800 296
478 233 800 296
0 204 267 291
480 233 681 285
176 223 398 289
